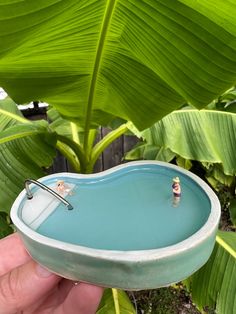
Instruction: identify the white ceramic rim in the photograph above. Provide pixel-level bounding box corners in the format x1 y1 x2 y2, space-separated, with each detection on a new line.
10 161 221 262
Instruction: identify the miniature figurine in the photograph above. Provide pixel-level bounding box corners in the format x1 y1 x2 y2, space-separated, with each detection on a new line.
56 180 72 196
172 177 181 197
172 177 181 207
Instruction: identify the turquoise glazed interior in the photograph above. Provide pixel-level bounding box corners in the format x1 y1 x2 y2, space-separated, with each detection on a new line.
33 165 210 250
11 161 221 290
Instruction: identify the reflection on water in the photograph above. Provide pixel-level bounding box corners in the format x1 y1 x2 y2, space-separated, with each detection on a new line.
172 196 181 208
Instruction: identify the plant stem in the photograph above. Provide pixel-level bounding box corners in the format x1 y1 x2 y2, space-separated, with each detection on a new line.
70 122 80 145
83 0 117 154
86 123 128 173
112 288 120 314
87 128 98 157
216 235 236 258
57 134 88 173
56 141 81 173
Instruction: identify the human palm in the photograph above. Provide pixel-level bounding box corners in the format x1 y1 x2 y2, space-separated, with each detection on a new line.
0 233 103 314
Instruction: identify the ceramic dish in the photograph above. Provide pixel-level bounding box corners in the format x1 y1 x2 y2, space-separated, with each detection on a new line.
10 161 221 290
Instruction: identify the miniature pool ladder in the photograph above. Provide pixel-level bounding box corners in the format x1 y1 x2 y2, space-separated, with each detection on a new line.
25 179 73 210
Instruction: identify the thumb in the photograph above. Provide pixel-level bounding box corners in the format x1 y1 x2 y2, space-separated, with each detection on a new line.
0 260 60 314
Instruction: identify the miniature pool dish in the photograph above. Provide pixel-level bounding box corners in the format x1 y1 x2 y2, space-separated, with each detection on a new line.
10 161 221 290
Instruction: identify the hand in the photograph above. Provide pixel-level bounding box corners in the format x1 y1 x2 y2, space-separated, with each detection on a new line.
0 233 104 314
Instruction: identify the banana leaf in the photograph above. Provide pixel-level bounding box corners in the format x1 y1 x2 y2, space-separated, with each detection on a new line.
204 163 235 188
125 142 175 163
0 98 57 213
185 230 236 314
97 288 135 314
0 1 236 130
128 110 236 177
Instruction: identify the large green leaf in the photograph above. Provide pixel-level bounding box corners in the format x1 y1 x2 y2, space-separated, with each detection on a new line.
186 231 236 314
0 1 236 130
0 120 52 144
125 142 175 163
128 110 236 176
0 98 57 213
97 288 135 314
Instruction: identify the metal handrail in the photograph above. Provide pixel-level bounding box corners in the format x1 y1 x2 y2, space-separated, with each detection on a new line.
25 179 73 210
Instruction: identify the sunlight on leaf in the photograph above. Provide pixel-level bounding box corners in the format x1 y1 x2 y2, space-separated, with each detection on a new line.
129 110 236 176
0 1 236 130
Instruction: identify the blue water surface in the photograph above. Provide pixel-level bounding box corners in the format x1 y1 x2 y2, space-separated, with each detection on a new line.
36 165 211 250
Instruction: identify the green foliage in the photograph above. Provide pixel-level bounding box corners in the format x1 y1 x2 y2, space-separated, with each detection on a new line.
0 213 13 238
97 288 135 314
127 109 236 178
185 231 236 314
176 156 192 171
0 1 235 201
0 1 236 133
125 142 175 163
0 98 57 214
47 107 84 140
204 164 235 189
213 87 236 113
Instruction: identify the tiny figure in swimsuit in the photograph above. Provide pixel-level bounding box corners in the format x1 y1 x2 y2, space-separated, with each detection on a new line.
172 177 181 197
56 180 72 196
172 177 181 207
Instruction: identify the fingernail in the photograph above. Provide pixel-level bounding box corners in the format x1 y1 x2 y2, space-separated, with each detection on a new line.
36 264 53 278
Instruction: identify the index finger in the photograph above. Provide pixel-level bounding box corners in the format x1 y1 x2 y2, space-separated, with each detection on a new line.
0 233 31 276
